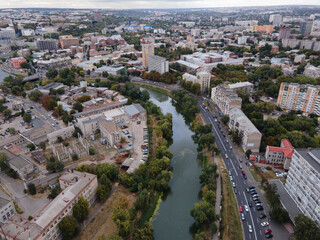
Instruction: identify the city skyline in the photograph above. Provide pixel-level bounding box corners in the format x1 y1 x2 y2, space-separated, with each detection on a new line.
1 0 320 9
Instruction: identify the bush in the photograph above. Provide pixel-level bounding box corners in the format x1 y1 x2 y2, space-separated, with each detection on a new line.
89 147 95 155
72 153 79 161
27 183 36 195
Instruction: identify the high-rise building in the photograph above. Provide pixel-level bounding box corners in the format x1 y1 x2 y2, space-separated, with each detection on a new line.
36 39 58 51
148 55 169 74
251 25 274 33
279 28 291 40
141 38 154 68
277 82 320 115
59 35 79 49
269 14 283 26
300 20 314 35
285 148 320 225
94 12 103 22
196 70 211 93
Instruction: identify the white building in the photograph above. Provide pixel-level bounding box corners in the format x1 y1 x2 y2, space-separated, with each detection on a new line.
182 70 211 93
285 148 320 225
0 194 16 223
148 55 169 74
229 108 262 153
47 125 75 144
304 64 320 79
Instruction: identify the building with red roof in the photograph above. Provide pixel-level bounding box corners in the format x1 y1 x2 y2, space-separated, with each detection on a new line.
265 139 294 170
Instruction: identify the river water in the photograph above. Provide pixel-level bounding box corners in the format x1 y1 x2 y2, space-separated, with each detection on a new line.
146 88 202 240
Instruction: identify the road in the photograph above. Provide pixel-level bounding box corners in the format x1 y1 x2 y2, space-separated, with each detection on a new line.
199 98 290 240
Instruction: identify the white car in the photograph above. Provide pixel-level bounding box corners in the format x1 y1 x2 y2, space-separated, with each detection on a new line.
232 182 236 188
244 205 249 212
225 154 228 159
248 225 253 233
261 222 269 227
230 146 233 149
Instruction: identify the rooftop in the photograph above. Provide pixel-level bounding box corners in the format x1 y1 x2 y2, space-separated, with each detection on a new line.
295 148 320 174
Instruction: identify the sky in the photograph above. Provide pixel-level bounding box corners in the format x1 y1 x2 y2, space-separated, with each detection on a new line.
2 0 320 9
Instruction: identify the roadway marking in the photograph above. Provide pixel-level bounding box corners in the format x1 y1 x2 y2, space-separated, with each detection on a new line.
243 191 258 240
208 118 226 151
230 160 239 176
259 230 262 236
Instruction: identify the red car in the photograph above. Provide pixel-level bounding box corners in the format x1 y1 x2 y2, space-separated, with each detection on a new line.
239 206 243 212
242 170 245 175
265 229 272 234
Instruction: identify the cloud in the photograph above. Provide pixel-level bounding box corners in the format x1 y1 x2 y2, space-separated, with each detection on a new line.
2 0 320 9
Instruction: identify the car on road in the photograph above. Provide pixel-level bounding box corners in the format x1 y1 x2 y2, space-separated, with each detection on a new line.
248 202 252 207
248 225 253 233
239 164 242 169
243 175 247 180
239 206 243 212
232 182 236 188
261 222 269 227
265 233 273 238
230 146 232 149
228 170 232 175
225 154 228 159
234 188 238 194
244 205 249 212
239 158 242 163
260 213 267 219
241 213 245 221
250 191 257 195
256 205 264 211
249 186 255 189
230 176 233 181
265 229 272 234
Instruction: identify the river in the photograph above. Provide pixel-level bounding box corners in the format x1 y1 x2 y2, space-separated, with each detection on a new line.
0 67 10 82
146 88 202 240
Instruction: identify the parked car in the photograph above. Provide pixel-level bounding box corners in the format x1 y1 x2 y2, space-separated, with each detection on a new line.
239 206 243 212
248 202 252 207
229 170 232 175
261 222 269 227
260 213 267 219
241 213 245 221
244 205 249 212
230 176 233 181
265 233 273 239
232 182 236 188
265 229 272 234
256 205 264 211
234 188 238 194
239 165 243 169
248 225 253 233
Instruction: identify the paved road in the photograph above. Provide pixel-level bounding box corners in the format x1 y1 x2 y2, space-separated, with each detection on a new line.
199 98 291 240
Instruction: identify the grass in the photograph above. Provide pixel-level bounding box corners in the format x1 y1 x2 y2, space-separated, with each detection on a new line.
249 166 262 182
138 192 162 227
134 83 172 97
218 156 244 240
13 200 23 214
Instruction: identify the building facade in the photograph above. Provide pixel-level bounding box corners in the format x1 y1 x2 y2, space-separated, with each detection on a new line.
141 38 154 68
279 28 291 40
300 20 314 35
10 57 27 68
148 55 169 74
265 139 294 170
228 108 262 153
36 39 58 51
59 35 79 49
0 196 16 223
277 82 320 115
285 148 320 225
251 25 274 33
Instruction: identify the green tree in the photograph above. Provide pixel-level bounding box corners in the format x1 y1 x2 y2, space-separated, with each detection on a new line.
245 149 252 158
72 153 79 161
23 113 32 123
9 128 16 135
29 89 43 101
73 102 84 112
192 232 209 240
294 214 320 240
221 115 229 126
134 188 150 210
58 216 80 240
190 201 216 226
39 141 46 150
27 183 36 195
155 145 173 159
72 196 89 222
112 206 132 237
46 68 58 79
48 186 62 200
133 222 154 240
89 147 95 155
3 109 11 118
27 143 36 151
20 62 30 69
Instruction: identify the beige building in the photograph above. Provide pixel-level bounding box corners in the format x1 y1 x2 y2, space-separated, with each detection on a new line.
229 108 262 152
0 170 98 240
0 192 16 223
141 38 154 68
277 82 320 115
211 85 242 115
182 70 211 93
265 139 294 170
47 125 75 144
59 35 79 49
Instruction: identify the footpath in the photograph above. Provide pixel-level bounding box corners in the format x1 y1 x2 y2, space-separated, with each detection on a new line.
212 154 221 240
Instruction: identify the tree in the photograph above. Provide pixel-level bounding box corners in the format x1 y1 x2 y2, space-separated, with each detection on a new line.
46 68 58 79
23 113 32 123
155 145 173 159
73 196 89 222
27 143 36 151
89 147 95 155
221 115 229 126
294 214 320 240
245 149 252 158
192 232 209 240
269 205 290 223
29 89 43 101
112 206 132 237
39 141 46 150
133 222 154 240
27 183 36 195
72 153 79 161
48 186 62 200
134 189 149 210
20 62 30 69
58 216 80 240
3 109 11 118
141 89 150 101
73 102 84 112
9 128 16 135
190 201 216 226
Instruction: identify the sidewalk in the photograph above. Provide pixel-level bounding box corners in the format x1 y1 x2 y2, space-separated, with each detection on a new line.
212 154 221 240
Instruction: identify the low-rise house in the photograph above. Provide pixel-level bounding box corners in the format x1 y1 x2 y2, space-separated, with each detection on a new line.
264 139 294 170
124 104 146 121
47 125 75 144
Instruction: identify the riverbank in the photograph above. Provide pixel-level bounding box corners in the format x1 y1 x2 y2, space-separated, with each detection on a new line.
133 82 172 97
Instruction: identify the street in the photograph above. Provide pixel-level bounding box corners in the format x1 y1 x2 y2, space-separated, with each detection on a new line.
199 97 291 240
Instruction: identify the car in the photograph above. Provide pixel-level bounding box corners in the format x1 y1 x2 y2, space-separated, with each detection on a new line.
260 213 267 219
234 188 238 194
250 191 257 195
232 182 236 188
225 154 228 159
241 213 245 221
230 146 232 149
52 124 55 127
255 201 262 205
265 229 272 234
248 225 253 233
239 158 242 163
256 205 264 211
226 140 229 143
242 171 246 175
265 233 273 239
137 121 141 124
239 165 243 169
261 222 269 227
244 205 249 212
239 206 243 212
243 175 247 180
248 202 252 207
230 176 233 181
252 194 259 198
228 170 232 176
249 186 255 190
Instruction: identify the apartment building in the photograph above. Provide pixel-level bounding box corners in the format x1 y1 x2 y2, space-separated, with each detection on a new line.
228 108 262 153
265 139 294 170
59 35 79 49
0 193 16 223
251 25 274 33
36 39 58 51
35 57 72 70
0 171 98 240
277 82 320 115
285 148 320 225
182 70 211 93
211 84 243 115
141 38 154 68
304 64 320 79
148 55 169 74
300 20 314 35
279 28 291 40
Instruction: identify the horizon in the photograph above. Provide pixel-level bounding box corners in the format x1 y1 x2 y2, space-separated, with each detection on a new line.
1 1 320 10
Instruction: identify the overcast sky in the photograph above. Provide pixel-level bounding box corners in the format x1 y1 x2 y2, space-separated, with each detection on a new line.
2 0 320 9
